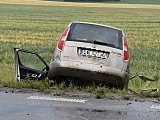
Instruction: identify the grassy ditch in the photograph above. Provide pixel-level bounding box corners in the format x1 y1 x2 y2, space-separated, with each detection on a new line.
0 3 160 97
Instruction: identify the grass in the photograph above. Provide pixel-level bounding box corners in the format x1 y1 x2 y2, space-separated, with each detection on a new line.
0 1 160 97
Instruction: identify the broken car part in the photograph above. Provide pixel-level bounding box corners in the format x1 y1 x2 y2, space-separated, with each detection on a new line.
14 48 49 81
129 73 158 82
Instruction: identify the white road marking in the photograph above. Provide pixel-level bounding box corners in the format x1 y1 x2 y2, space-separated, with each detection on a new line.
27 96 87 103
150 105 160 110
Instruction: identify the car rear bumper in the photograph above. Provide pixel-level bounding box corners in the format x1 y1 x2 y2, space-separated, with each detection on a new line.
50 60 129 86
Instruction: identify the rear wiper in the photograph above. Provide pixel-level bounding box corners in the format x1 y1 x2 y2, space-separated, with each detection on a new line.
93 40 115 48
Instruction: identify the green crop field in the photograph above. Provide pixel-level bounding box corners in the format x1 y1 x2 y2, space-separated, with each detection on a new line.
0 1 160 92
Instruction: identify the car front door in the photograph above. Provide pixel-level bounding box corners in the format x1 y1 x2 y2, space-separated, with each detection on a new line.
14 48 49 81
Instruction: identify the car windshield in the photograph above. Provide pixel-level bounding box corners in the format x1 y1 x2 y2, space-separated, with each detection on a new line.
67 23 123 49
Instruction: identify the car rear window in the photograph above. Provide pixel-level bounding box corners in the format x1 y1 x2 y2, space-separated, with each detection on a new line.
67 23 123 49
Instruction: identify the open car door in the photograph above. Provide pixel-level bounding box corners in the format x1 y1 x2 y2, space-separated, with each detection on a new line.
14 48 49 81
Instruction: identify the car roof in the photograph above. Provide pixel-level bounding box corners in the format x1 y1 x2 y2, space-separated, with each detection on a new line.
70 21 123 32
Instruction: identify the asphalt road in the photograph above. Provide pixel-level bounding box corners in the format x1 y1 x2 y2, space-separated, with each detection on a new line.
0 89 160 120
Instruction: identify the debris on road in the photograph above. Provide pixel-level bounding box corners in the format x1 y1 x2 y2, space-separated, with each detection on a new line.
128 73 159 96
129 73 158 82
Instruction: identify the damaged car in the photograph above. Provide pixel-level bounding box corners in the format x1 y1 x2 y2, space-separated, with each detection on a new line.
14 21 130 89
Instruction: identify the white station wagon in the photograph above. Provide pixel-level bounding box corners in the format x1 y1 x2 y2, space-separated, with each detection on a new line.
14 22 130 89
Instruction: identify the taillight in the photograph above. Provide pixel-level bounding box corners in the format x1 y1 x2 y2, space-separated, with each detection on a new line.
57 27 70 51
123 37 129 61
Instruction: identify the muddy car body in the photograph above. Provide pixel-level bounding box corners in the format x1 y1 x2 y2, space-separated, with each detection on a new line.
49 22 130 88
14 22 130 89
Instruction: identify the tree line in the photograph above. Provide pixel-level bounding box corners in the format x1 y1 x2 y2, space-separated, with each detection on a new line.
64 0 122 2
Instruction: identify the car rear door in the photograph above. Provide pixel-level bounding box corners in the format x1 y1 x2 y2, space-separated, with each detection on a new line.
14 48 49 81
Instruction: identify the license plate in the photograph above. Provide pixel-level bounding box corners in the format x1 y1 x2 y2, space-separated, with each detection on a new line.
78 48 109 59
